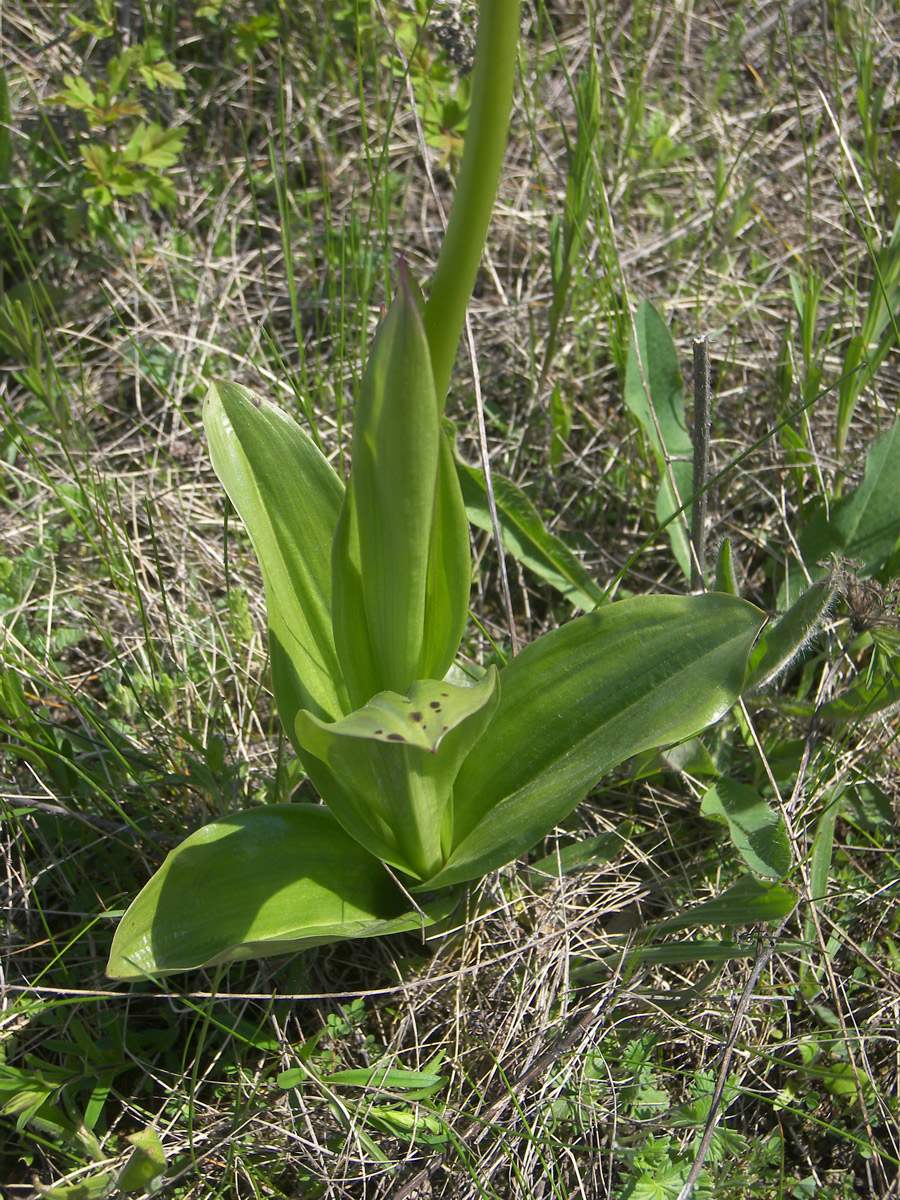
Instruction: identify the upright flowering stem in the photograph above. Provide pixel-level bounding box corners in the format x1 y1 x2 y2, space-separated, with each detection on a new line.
423 0 521 409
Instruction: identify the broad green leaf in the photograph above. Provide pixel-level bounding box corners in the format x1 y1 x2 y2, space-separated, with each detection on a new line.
454 444 606 611
700 779 792 879
118 1126 167 1192
624 300 694 577
422 430 472 680
203 380 348 739
788 417 900 597
650 873 797 933
338 270 440 695
422 593 766 890
330 477 381 709
296 671 499 880
320 1065 445 1090
106 805 450 979
746 575 838 690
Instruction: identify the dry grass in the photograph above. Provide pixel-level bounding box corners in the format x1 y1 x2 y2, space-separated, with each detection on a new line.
1 1 899 1197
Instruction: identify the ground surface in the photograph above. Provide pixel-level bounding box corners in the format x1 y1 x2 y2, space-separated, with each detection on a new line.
1 2 899 1197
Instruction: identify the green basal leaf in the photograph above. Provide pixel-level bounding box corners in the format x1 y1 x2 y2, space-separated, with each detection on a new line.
118 1126 167 1193
106 805 451 979
33 1174 113 1200
203 380 348 741
296 671 499 881
422 593 766 890
624 300 695 577
700 779 792 879
319 1064 446 1090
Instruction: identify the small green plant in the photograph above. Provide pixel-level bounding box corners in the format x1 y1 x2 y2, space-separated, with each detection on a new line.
107 0 767 980
0 4 187 249
391 2 476 165
47 32 186 231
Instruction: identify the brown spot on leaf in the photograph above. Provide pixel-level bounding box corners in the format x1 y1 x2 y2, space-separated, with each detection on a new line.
430 701 441 710
409 711 423 722
387 733 406 742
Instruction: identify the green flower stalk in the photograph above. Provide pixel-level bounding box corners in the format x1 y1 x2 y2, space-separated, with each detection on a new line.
424 0 521 406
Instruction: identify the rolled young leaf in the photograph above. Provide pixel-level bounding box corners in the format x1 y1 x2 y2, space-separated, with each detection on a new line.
334 267 440 698
296 671 499 881
422 430 472 680
330 476 383 709
204 381 349 739
106 805 452 980
421 592 766 890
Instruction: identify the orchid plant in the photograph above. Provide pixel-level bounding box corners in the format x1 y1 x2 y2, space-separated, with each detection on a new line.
107 0 766 980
